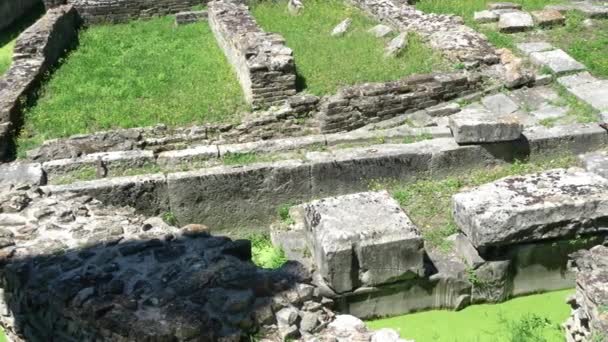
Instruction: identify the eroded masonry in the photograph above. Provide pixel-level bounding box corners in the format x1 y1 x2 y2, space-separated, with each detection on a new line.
1 0 608 341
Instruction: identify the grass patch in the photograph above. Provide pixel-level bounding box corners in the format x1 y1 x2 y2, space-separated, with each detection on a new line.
0 3 45 75
251 0 448 95
18 16 247 150
372 155 578 249
545 12 608 78
250 234 288 269
367 289 572 342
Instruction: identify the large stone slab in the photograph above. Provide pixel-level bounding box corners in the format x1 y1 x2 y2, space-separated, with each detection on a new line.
559 76 608 112
516 42 554 55
531 9 565 27
449 108 523 144
581 151 608 179
453 169 608 248
498 12 534 32
0 162 44 186
299 191 424 293
530 49 586 75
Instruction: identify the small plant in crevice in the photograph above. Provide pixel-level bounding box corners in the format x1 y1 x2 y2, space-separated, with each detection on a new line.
277 203 295 225
161 211 179 227
249 233 288 269
221 152 260 165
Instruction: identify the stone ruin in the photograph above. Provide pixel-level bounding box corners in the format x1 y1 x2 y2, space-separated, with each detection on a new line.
0 0 608 340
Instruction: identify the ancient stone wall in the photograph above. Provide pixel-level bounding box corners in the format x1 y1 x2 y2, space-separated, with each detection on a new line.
208 0 297 108
0 0 42 31
0 186 399 342
317 73 481 133
0 5 79 161
349 0 499 65
565 245 608 342
43 0 203 23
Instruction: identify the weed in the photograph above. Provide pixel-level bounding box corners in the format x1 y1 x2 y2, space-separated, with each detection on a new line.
161 212 179 227
277 203 295 225
249 233 288 269
221 152 259 165
500 313 558 342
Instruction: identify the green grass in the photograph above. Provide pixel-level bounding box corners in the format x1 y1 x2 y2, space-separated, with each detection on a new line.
0 3 45 75
545 12 608 78
18 16 247 150
367 289 573 342
250 234 288 269
372 155 578 250
251 0 448 95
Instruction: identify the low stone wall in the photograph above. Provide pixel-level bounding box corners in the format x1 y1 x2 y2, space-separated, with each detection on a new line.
43 124 608 231
0 0 42 31
0 5 79 161
565 245 608 342
317 72 481 133
43 0 203 24
349 0 499 65
208 0 297 108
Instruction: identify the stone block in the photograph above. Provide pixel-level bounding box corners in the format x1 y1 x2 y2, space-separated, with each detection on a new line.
488 2 523 10
581 151 608 179
498 12 534 33
481 93 519 116
299 191 424 293
516 42 554 55
331 18 352 36
174 10 207 26
474 10 499 23
0 162 45 186
531 9 565 27
530 49 586 75
368 24 392 37
385 32 408 57
157 145 219 167
449 109 523 144
453 169 608 248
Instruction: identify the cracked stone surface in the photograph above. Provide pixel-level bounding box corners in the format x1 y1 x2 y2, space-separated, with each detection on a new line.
297 191 424 293
530 49 587 75
449 107 523 143
453 169 608 248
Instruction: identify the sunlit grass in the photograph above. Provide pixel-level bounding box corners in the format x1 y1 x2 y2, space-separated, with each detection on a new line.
18 16 247 151
251 0 449 95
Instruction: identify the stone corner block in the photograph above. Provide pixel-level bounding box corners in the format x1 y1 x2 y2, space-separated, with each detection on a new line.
449 109 523 144
299 191 424 293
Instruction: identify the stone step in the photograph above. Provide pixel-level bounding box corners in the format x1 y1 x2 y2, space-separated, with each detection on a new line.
453 168 608 248
558 72 608 113
530 49 586 75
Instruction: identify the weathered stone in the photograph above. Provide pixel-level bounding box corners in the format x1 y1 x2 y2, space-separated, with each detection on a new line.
531 9 565 27
481 93 520 116
581 151 608 179
368 24 393 37
530 103 568 121
471 260 512 303
287 0 304 15
331 18 352 36
474 10 499 23
276 306 299 326
498 12 534 33
299 191 424 293
565 245 608 341
558 72 608 112
453 169 608 248
0 163 44 186
328 315 366 332
448 233 484 268
371 328 409 342
488 2 522 10
530 49 586 75
516 41 554 55
385 32 408 57
174 10 207 26
449 108 523 144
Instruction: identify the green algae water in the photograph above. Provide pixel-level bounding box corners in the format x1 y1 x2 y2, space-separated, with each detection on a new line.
367 289 573 342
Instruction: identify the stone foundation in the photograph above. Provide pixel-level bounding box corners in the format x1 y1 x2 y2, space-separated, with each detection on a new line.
348 0 499 64
208 0 297 108
0 5 79 161
43 0 203 24
317 73 481 133
564 245 608 342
